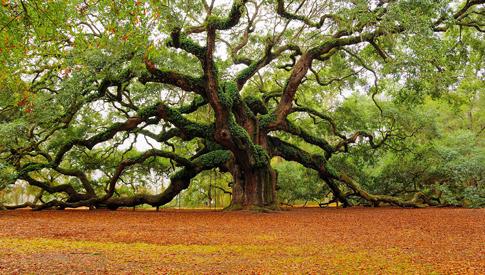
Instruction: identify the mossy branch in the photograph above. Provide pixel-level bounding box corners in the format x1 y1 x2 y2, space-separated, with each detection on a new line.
166 27 207 61
207 0 249 30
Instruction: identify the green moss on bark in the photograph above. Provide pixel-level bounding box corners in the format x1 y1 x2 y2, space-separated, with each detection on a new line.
137 104 159 119
193 150 232 169
252 144 270 168
244 96 268 115
218 81 238 108
166 29 206 59
236 62 258 83
258 113 276 129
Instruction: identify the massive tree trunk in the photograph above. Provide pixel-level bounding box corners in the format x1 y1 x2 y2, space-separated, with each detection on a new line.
229 163 278 210
224 109 279 210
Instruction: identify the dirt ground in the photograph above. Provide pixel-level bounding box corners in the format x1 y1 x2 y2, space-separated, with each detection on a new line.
0 207 484 274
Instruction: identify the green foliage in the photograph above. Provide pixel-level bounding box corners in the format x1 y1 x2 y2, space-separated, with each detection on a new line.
329 92 485 207
0 163 17 188
274 160 327 205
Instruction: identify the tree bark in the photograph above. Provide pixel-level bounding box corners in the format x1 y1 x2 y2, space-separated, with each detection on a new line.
228 163 278 210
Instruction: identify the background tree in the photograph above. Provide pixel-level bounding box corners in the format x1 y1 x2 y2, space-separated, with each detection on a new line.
274 160 329 206
0 0 483 210
330 91 485 207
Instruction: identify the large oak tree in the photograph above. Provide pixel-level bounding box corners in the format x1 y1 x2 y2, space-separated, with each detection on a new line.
0 0 483 210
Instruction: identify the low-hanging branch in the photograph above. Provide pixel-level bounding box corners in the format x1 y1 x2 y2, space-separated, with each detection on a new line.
268 136 429 208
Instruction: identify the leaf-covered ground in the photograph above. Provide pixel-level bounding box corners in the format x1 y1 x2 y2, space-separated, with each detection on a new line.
0 207 483 274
